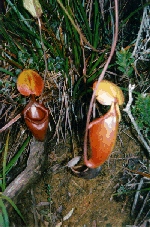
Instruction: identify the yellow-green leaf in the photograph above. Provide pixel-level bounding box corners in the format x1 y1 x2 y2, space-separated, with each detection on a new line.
23 0 43 18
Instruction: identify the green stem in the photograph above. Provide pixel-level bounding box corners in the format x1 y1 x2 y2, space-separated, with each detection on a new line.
2 133 10 192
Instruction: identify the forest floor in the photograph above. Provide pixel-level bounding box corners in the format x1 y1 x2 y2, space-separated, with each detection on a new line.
9 121 150 227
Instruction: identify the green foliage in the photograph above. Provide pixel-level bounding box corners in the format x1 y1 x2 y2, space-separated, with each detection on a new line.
0 134 29 227
0 198 9 227
132 94 150 138
0 137 30 178
46 184 51 203
0 0 147 225
116 48 134 78
117 185 127 195
0 0 111 132
0 76 16 95
0 71 26 105
47 56 65 72
0 0 107 86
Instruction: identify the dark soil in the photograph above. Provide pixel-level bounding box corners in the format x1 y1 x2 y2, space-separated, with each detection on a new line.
9 123 146 227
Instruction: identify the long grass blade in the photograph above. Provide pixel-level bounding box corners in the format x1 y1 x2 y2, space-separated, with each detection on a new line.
0 211 5 227
0 68 14 77
2 194 26 224
0 137 30 178
2 133 10 192
0 198 9 227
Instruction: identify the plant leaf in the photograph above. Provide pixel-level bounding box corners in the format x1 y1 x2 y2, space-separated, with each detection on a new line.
0 198 9 227
0 137 30 178
23 0 43 18
2 195 26 224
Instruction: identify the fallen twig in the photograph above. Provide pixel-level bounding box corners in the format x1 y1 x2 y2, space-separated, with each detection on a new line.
123 84 150 153
0 113 21 133
3 140 46 208
131 177 144 216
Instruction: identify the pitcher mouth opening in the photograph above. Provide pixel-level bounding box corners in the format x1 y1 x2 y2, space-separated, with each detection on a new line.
70 165 102 179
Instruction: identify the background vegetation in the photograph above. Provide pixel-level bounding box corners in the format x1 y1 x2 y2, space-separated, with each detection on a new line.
1 0 150 226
